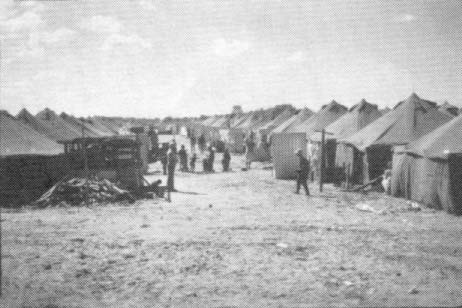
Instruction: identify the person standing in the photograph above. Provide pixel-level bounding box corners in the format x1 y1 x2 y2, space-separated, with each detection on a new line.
167 144 178 192
208 146 215 172
190 135 197 152
160 143 169 175
295 149 310 195
190 152 197 172
222 148 231 172
198 134 206 153
178 145 188 172
244 131 255 170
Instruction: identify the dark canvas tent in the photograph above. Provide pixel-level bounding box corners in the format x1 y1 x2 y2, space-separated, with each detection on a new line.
342 93 454 184
391 114 462 215
0 111 66 206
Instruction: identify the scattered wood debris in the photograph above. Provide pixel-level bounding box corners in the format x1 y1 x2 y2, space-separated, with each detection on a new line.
34 177 136 207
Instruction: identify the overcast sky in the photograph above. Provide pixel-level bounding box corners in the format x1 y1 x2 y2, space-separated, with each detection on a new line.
1 0 461 117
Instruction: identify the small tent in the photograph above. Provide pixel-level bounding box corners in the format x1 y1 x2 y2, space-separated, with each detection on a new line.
391 114 462 215
342 93 454 184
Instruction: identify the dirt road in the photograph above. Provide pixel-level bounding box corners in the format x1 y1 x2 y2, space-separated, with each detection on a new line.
2 154 462 307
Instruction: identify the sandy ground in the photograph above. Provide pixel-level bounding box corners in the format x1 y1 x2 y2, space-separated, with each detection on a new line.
2 150 462 307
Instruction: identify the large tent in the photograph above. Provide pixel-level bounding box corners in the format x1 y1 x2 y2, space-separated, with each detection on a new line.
1 111 65 205
60 112 112 138
0 111 63 156
342 93 454 184
34 108 83 141
290 100 348 138
307 99 383 182
258 109 295 137
87 117 120 135
391 114 462 215
270 108 314 135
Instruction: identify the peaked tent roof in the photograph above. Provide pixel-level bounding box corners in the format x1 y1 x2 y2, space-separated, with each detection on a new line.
60 113 110 137
0 111 63 156
258 109 294 132
438 101 459 116
201 115 220 127
271 108 314 134
35 108 83 141
230 112 253 129
405 114 462 159
311 99 382 142
210 115 231 128
87 117 119 135
16 108 64 141
343 93 454 151
290 100 348 137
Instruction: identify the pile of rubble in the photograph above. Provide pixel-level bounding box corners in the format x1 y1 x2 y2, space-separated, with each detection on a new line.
34 177 136 207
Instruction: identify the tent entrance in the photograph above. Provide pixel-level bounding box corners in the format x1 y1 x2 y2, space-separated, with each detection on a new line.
448 154 462 215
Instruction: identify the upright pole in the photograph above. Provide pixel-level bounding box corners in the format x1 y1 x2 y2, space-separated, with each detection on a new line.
319 129 325 193
82 123 89 204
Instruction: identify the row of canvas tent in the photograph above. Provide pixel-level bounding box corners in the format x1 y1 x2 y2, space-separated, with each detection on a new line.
0 108 148 206
189 105 298 154
269 93 461 215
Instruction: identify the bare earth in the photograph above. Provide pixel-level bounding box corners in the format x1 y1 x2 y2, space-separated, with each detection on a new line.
2 154 462 307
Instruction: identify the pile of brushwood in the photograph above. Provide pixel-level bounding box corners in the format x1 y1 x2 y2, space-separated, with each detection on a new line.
34 177 136 207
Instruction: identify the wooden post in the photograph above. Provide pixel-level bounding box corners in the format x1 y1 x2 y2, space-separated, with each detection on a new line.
319 129 325 193
82 124 89 204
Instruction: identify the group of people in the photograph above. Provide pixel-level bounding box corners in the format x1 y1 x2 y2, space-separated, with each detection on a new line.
156 139 232 192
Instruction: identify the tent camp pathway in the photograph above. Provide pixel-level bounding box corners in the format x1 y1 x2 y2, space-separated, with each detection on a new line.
2 155 462 307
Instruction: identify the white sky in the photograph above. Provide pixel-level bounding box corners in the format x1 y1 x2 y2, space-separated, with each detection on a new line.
1 0 461 117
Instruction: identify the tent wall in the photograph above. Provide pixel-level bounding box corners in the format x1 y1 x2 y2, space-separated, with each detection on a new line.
0 155 70 207
391 153 462 215
271 133 307 179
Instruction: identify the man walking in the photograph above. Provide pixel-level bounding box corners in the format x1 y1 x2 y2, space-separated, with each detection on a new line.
295 149 310 196
167 144 178 192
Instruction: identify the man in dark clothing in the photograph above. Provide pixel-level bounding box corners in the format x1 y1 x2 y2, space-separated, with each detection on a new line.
178 145 188 172
167 144 177 191
160 143 169 175
295 149 310 195
198 134 206 152
222 148 231 172
208 146 215 172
